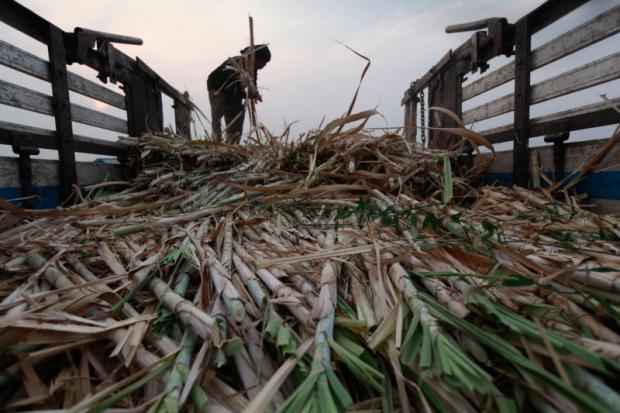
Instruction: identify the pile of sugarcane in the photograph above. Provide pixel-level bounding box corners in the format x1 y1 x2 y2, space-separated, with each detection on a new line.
1 112 620 413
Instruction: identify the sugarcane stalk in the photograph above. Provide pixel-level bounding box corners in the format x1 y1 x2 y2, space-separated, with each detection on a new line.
204 246 245 323
233 246 312 325
132 264 216 340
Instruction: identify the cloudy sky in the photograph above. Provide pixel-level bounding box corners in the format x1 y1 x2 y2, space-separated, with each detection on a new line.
1 0 619 159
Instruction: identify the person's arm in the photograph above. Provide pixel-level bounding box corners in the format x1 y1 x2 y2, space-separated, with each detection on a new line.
249 68 262 101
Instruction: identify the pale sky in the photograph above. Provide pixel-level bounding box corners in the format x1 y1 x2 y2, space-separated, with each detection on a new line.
1 0 619 160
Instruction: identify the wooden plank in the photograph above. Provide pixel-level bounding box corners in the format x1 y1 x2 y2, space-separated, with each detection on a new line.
401 51 451 104
483 136 620 173
0 0 52 45
462 64 514 103
174 93 192 139
526 0 588 35
0 39 126 109
463 94 513 125
480 97 620 144
428 59 462 148
463 4 620 101
0 121 128 156
513 17 531 187
0 156 124 189
463 51 620 124
403 100 417 142
48 25 76 202
124 69 163 136
0 79 128 133
531 51 620 102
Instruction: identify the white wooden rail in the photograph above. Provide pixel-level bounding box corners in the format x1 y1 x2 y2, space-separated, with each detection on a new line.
0 79 127 133
462 4 620 101
0 39 126 109
463 51 620 124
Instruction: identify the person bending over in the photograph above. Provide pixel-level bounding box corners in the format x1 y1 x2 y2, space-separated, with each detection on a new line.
207 44 271 144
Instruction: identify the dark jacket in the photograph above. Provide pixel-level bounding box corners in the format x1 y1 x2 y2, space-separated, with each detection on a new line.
207 56 258 100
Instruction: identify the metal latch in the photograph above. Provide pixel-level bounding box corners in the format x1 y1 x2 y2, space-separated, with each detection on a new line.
73 27 143 83
445 17 513 73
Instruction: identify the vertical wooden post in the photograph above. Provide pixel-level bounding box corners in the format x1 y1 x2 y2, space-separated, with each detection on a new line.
174 92 192 139
403 100 417 142
427 57 462 149
513 17 531 187
544 132 569 182
11 145 39 208
47 25 77 202
125 70 163 136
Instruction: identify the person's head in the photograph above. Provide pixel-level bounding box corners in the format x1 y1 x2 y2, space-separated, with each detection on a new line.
241 44 271 70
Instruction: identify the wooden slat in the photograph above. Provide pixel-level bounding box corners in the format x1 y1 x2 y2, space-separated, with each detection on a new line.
526 0 587 35
0 121 128 156
0 79 127 133
0 39 126 109
462 51 620 124
479 97 620 144
512 17 531 187
48 25 76 202
463 4 620 101
401 51 451 104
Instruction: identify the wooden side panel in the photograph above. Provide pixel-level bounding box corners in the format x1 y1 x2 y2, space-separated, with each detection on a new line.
0 79 128 133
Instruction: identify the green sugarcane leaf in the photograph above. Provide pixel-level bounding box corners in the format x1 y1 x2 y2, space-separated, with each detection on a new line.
501 275 535 287
328 337 384 393
590 266 620 272
421 242 439 251
318 377 338 413
423 212 439 231
334 317 368 333
335 329 365 357
112 267 158 313
446 223 464 238
420 324 434 369
278 370 321 413
418 291 612 413
223 336 243 357
495 396 518 413
337 295 357 319
277 324 298 356
443 155 453 204
400 312 422 364
323 364 353 408
264 311 283 341
379 359 394 413
420 380 449 413
595 297 620 325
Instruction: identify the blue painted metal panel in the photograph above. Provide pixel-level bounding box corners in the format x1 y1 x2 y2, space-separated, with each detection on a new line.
0 186 61 209
482 171 620 200
1 172 619 209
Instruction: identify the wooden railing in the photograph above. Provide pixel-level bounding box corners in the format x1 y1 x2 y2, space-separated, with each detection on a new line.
0 0 192 204
402 0 620 187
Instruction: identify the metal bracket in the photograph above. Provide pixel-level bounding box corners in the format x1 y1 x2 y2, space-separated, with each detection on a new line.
446 17 505 33
470 31 490 73
11 144 40 209
72 27 142 83
544 131 570 182
73 27 142 63
96 41 117 84
446 17 513 73
487 19 513 57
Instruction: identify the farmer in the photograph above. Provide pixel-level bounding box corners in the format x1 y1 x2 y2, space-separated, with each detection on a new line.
207 44 271 144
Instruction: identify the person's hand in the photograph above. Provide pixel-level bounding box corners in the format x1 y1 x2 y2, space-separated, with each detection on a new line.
256 93 263 102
